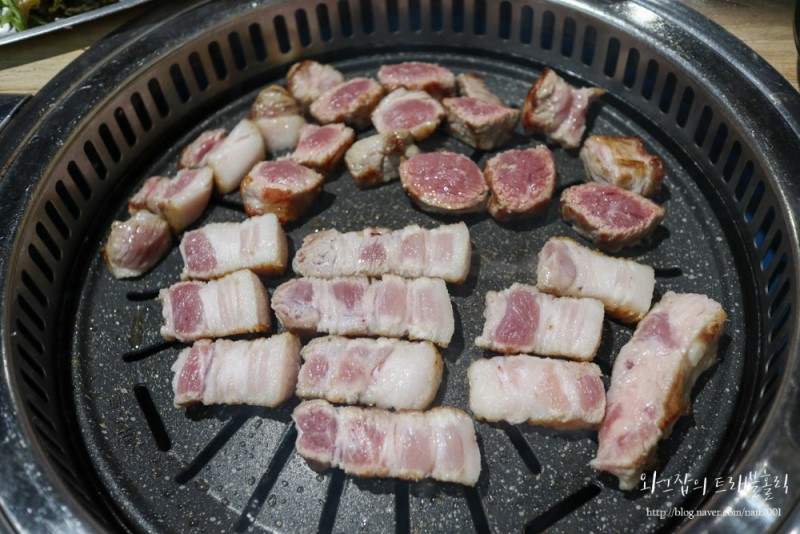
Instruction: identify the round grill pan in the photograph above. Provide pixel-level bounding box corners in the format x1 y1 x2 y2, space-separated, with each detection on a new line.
1 1 799 532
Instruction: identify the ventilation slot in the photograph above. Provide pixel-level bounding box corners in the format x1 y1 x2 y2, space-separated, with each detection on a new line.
709 123 728 164
622 48 639 87
18 344 46 378
761 231 782 270
769 280 790 321
17 295 45 332
641 59 658 100
114 107 138 147
44 201 70 240
540 10 555 50
386 0 400 32
409 0 422 32
295 9 313 45
769 304 791 344
317 470 345 532
17 318 45 354
20 367 49 404
147 79 170 118
430 0 443 32
21 270 48 308
337 0 353 37
208 41 228 80
55 181 80 220
745 182 765 222
473 0 487 36
27 245 54 283
722 142 742 182
188 52 210 90
520 5 534 45
228 31 248 70
755 207 775 248
561 17 576 57
464 486 491 533
316 4 333 41
735 161 754 201
98 123 121 164
175 414 249 483
67 161 92 200
694 106 712 146
676 86 693 127
272 16 291 54
767 254 788 295
35 222 61 261
581 25 597 65
658 72 677 113
169 64 192 103
27 399 58 434
84 140 108 180
498 2 512 39
603 37 620 77
452 0 464 33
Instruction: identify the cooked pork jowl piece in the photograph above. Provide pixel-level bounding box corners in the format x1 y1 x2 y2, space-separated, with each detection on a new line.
289 123 355 176
591 292 726 490
378 61 456 100
442 96 520 150
297 336 443 410
293 399 481 485
128 167 214 233
309 77 385 130
159 269 271 342
240 160 325 224
484 146 556 221
468 355 605 428
272 275 454 347
536 237 655 323
371 88 445 141
344 130 421 188
560 182 665 252
292 222 471 283
455 73 503 105
104 210 172 279
286 60 345 109
580 135 665 197
172 333 301 408
475 283 604 361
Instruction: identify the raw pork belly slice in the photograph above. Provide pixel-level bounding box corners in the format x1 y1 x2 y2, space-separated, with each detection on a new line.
560 182 665 252
468 355 605 428
442 97 520 150
128 167 214 232
475 283 604 361
292 222 471 283
591 292 726 490
523 68 604 149
286 60 345 109
297 336 443 410
371 89 445 141
289 123 355 176
172 333 301 408
179 213 288 280
484 147 556 222
579 135 665 198
272 275 455 347
377 62 456 100
241 160 325 224
206 119 266 194
179 128 226 169
293 400 481 485
104 211 172 279
159 269 271 342
344 130 421 188
399 151 488 214
536 237 655 323
249 85 302 119
455 73 503 105
309 78 385 130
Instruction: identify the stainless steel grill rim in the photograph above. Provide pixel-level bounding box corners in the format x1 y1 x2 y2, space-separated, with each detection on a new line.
0 0 798 532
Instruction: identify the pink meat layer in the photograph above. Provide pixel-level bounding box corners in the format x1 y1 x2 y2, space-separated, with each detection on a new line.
485 147 556 221
399 151 488 213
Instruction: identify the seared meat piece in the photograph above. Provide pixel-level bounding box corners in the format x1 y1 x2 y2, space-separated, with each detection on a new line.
159 269 271 342
536 237 655 323
523 68 604 149
378 61 456 100
455 73 503 105
442 97 520 150
104 211 172 279
371 89 445 141
128 167 214 233
172 333 300 408
399 151 488 214
240 160 325 224
179 213 288 280
249 84 302 119
286 60 345 109
272 275 454 347
344 130 420 188
293 222 471 283
254 115 307 155
560 182 665 252
591 292 726 490
484 146 556 221
468 355 605 428
579 135 665 197
206 119 266 194
179 128 226 169
293 400 481 485
297 336 443 410
289 123 355 176
309 78 384 130
475 283 604 361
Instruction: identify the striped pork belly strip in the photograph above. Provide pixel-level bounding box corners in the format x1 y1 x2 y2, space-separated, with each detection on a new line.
475 283 604 361
292 222 471 283
590 292 726 490
297 336 443 410
179 213 288 280
536 236 655 323
272 275 454 347
159 269 271 342
468 355 605 428
171 333 300 408
293 399 481 485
